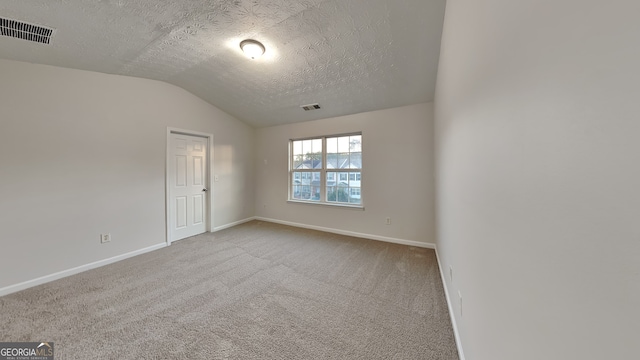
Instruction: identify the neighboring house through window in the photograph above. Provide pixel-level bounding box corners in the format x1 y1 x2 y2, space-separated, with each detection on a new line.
289 133 362 205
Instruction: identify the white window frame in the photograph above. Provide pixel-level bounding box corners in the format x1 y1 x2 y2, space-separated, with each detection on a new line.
288 133 363 209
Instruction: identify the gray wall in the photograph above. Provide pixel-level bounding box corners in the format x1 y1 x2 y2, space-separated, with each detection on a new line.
255 103 436 245
0 59 255 290
435 0 640 358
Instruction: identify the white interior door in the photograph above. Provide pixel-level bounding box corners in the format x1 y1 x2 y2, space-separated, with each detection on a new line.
169 133 208 242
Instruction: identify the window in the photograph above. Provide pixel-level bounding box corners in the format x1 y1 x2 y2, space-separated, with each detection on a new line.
290 134 362 205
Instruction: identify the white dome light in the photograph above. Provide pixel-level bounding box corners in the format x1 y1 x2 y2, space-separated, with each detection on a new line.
240 39 265 60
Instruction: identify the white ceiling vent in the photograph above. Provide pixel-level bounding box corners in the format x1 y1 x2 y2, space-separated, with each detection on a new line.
301 103 321 111
0 17 54 44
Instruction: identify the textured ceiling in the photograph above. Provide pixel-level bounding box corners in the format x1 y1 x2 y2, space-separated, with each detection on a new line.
0 0 446 127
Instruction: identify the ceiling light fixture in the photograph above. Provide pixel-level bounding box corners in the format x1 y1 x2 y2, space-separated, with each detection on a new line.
240 39 265 59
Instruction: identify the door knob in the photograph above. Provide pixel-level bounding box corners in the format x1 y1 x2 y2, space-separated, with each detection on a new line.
202 188 208 192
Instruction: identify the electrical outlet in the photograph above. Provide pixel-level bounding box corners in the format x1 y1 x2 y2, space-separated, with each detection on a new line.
458 291 463 317
100 233 111 243
385 217 391 225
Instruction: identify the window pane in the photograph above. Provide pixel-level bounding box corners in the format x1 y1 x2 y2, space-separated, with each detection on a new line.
327 137 337 154
301 185 311 200
349 152 362 169
327 185 349 203
338 186 349 203
298 155 320 169
338 153 349 168
312 138 322 154
349 172 361 186
309 154 322 169
302 140 312 156
326 172 336 187
310 172 321 200
337 136 350 153
326 186 336 202
293 140 303 155
350 135 362 152
301 173 311 185
326 153 338 168
349 187 361 204
292 185 301 199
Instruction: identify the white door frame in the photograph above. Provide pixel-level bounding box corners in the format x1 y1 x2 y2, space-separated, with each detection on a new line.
165 127 214 245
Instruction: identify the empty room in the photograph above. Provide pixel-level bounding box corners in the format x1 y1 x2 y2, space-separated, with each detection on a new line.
0 0 637 359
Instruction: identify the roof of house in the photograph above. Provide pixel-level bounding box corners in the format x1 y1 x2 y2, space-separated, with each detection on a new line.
295 153 362 170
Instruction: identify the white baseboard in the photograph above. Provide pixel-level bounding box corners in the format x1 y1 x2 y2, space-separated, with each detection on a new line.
0 243 167 298
254 217 436 249
435 246 466 360
213 217 257 232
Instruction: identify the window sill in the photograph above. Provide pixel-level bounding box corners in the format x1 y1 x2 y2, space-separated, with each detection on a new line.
287 200 365 210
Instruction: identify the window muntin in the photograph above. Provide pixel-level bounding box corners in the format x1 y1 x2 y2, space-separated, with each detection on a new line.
290 134 362 205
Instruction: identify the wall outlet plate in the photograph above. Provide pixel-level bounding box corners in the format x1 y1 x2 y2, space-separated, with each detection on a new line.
100 234 111 243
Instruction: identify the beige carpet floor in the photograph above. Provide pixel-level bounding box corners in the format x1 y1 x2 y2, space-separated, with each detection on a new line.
0 221 458 359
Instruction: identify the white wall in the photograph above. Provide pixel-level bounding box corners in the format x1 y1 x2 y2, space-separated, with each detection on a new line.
255 103 436 245
0 59 254 290
435 1 640 359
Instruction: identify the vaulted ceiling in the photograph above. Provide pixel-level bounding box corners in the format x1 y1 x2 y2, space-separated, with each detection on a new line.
0 0 446 127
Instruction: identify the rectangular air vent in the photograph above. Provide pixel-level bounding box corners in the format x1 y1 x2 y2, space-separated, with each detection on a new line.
301 103 321 111
0 17 54 44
